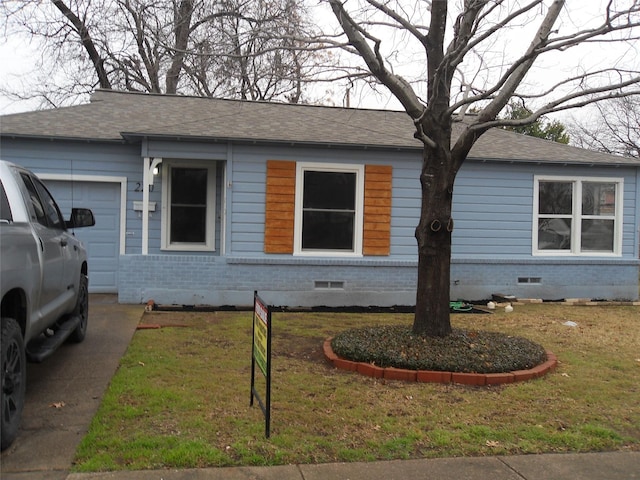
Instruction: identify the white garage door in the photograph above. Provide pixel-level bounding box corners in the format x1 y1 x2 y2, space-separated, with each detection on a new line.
45 180 121 293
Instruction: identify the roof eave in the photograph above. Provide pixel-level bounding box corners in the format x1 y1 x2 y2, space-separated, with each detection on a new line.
120 132 423 153
3 131 637 167
0 132 127 144
469 156 640 167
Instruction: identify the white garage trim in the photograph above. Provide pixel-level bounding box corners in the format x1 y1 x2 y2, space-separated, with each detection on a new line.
36 173 127 255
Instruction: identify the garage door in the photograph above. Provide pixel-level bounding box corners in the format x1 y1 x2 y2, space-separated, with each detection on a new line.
44 180 121 293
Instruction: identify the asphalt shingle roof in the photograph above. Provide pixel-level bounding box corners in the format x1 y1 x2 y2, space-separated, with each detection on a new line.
1 89 638 166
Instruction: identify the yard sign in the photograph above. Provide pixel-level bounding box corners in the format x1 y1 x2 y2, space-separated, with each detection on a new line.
250 291 272 438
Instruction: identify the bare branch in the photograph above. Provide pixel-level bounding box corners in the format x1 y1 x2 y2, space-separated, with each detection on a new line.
51 0 111 89
472 75 640 131
363 0 428 46
446 1 544 72
327 0 424 118
570 97 640 157
476 0 565 122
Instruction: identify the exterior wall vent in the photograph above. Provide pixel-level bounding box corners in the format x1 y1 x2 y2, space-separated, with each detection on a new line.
314 281 345 290
518 277 542 285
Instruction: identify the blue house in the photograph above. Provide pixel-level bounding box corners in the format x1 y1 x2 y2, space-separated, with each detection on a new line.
1 90 638 306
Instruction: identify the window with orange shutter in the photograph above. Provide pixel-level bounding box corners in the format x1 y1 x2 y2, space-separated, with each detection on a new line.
264 160 391 256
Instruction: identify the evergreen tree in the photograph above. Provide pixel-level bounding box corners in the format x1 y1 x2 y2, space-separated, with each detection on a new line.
502 102 570 144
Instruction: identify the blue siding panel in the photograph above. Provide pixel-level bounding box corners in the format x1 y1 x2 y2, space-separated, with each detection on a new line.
143 140 228 160
2 135 638 305
1 138 146 254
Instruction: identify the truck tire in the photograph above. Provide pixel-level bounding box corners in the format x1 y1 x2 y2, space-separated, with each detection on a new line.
1 317 26 451
69 273 89 343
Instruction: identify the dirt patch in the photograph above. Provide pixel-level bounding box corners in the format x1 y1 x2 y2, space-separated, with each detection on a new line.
274 332 326 363
139 310 236 328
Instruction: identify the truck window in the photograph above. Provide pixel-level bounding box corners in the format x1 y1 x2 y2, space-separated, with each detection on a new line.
32 177 65 230
19 173 64 229
0 181 12 222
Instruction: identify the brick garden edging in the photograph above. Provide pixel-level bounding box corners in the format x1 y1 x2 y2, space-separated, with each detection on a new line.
323 337 558 386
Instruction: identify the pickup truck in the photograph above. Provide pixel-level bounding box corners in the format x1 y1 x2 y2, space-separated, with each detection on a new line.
0 160 95 450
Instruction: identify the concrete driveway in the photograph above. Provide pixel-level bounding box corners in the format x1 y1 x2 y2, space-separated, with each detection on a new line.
1 295 142 480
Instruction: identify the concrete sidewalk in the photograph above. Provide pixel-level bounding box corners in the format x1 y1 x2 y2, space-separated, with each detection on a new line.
66 451 640 480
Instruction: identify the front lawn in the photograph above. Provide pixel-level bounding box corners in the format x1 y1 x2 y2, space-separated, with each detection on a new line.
73 304 640 472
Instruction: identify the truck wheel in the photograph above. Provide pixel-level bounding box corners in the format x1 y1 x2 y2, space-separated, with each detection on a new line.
69 273 89 343
1 317 26 451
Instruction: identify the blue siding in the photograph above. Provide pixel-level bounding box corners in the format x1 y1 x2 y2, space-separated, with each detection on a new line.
452 161 639 260
143 139 229 160
635 168 640 258
453 162 534 258
225 144 425 258
229 148 267 255
0 138 145 256
226 144 424 258
390 160 421 256
2 135 638 305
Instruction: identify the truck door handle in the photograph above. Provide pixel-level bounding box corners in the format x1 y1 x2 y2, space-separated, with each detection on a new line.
60 239 68 247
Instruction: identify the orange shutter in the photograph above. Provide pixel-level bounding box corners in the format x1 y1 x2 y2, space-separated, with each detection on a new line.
363 165 392 256
264 160 296 253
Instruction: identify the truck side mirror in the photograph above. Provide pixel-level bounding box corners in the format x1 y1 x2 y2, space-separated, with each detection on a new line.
66 208 95 229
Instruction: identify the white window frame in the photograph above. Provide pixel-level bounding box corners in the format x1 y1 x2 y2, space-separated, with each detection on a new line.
293 162 364 257
161 160 216 252
533 175 623 256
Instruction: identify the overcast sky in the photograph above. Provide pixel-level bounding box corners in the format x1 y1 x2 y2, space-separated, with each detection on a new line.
1 1 637 119
0 35 41 114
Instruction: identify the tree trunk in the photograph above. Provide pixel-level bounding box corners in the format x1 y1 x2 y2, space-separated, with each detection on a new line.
412 142 456 337
166 0 194 94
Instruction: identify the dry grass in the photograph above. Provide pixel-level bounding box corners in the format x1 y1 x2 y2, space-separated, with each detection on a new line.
73 304 640 472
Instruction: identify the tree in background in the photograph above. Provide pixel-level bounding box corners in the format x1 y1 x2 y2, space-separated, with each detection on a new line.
0 0 331 106
327 0 640 336
571 97 640 157
502 101 570 144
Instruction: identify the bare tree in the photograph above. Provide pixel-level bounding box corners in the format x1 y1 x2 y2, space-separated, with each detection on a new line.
185 0 323 102
570 97 640 157
326 0 640 336
0 0 330 105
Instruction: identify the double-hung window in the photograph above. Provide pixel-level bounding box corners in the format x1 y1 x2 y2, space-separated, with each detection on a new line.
294 163 364 255
533 176 622 255
161 162 216 251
